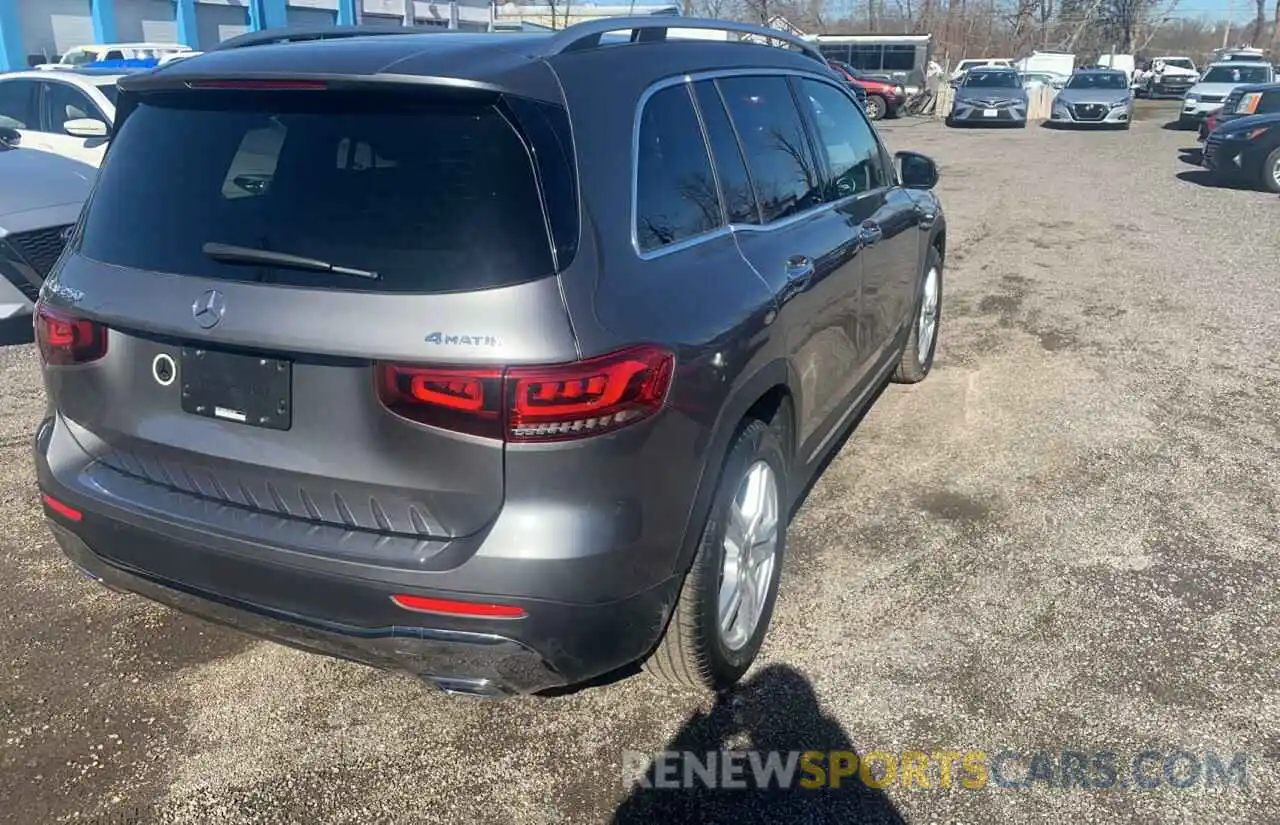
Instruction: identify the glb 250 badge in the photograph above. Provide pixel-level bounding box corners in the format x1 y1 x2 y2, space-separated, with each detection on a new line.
424 332 503 348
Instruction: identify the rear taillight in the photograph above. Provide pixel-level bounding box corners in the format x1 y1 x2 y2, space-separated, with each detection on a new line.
35 303 108 366
376 345 674 443
377 364 503 439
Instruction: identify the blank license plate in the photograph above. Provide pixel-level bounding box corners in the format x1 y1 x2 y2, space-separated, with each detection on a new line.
983 108 999 117
180 347 292 430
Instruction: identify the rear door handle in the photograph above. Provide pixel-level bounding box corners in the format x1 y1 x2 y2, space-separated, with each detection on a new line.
860 221 884 245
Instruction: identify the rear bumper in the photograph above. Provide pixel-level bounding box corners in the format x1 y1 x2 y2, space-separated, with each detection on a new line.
36 416 683 695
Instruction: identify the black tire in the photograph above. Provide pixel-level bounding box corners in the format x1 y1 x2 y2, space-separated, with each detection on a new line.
644 416 789 691
945 114 956 128
893 245 943 384
1261 147 1280 194
865 94 887 121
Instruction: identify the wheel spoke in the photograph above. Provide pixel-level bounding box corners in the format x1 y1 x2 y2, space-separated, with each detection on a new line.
718 459 781 652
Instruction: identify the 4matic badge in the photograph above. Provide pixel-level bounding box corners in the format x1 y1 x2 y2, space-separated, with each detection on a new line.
424 332 503 348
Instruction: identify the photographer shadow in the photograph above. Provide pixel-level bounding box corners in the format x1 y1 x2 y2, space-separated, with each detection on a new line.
613 664 906 824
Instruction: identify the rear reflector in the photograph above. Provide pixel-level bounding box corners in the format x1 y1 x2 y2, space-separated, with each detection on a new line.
377 345 674 443
42 493 83 522
390 594 526 619
187 80 328 90
35 303 108 366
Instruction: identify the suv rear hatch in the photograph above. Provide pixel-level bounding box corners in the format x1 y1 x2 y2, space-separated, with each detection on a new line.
44 80 581 547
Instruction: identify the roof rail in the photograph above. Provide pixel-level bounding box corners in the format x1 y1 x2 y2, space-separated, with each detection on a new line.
541 16 826 64
210 24 444 52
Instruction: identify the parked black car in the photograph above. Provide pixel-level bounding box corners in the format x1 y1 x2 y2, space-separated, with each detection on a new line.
1203 110 1280 192
1198 82 1280 140
35 19 946 697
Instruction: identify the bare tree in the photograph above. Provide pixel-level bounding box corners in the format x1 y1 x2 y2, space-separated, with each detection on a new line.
1248 0 1266 43
1273 0 1280 53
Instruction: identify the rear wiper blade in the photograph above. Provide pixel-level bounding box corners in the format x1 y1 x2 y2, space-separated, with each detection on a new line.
201 242 380 280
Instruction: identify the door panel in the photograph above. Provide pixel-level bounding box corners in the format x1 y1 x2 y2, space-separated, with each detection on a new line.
713 74 860 447
860 187 921 359
37 80 110 166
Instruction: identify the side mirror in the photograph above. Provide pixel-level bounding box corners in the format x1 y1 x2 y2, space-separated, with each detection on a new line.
63 118 109 139
0 127 19 150
896 151 938 190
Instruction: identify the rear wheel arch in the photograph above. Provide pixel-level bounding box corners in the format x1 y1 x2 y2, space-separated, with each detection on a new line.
671 362 795 578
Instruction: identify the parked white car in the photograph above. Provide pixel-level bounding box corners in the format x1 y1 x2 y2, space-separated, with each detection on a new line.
950 58 1012 83
0 70 122 167
35 42 192 70
1180 61 1276 128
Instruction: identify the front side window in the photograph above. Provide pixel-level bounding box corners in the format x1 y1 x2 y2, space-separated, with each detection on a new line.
634 84 721 253
717 75 822 224
799 79 885 200
41 82 99 132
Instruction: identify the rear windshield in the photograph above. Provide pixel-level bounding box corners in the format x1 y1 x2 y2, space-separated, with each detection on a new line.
79 91 556 293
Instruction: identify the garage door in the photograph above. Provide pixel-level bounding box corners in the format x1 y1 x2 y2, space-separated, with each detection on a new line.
361 14 407 27
287 7 336 27
116 0 180 44
197 4 249 48
18 0 93 62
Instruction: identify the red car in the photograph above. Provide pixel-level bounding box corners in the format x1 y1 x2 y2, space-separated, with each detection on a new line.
826 60 908 121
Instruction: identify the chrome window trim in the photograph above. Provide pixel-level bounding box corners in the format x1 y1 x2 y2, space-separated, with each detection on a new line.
631 67 893 261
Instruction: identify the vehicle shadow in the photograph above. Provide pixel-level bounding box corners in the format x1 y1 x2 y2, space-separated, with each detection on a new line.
1177 147 1204 165
0 315 33 347
1161 120 1192 131
1175 169 1258 190
612 664 907 824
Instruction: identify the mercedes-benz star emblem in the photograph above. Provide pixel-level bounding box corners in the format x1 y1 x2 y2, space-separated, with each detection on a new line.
192 289 225 329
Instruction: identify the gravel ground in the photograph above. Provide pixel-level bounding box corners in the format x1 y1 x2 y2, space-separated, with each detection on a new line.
2 101 1278 825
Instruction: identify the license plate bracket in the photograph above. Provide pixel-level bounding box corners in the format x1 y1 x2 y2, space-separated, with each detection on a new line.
180 347 292 431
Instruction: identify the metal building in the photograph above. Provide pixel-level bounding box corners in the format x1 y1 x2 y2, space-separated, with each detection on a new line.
0 0 494 71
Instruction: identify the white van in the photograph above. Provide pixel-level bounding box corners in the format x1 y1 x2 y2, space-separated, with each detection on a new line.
35 43 193 70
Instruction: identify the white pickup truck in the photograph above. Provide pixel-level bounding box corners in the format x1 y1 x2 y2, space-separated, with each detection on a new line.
1133 56 1199 98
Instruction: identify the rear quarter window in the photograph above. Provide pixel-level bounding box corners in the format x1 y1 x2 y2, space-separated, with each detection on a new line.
78 91 558 293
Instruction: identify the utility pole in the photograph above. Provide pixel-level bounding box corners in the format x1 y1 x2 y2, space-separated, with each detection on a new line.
1222 0 1233 48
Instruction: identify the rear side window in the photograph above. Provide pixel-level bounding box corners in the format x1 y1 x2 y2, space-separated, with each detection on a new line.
0 79 37 129
79 91 556 293
716 76 823 224
634 85 721 253
692 80 759 225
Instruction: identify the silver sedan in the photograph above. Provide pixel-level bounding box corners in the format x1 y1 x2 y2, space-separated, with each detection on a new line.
1049 69 1135 129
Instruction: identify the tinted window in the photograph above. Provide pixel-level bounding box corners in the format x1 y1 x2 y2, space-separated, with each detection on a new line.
1261 91 1280 113
718 76 822 224
41 81 99 132
97 84 119 107
635 85 721 253
799 79 885 199
851 44 883 71
79 92 555 293
883 45 916 71
0 79 37 129
693 81 759 225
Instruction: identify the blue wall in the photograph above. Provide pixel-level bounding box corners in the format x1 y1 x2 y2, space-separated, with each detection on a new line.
0 0 363 72
0 0 20 72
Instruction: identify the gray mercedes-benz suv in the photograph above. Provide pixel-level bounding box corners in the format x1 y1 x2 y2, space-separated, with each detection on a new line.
35 19 946 697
